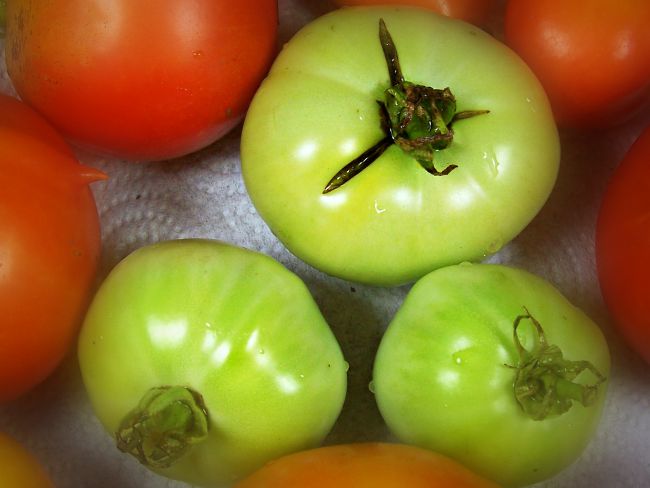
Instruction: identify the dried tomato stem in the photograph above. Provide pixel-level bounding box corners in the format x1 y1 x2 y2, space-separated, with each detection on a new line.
323 135 393 194
115 386 210 468
323 18 489 194
508 308 606 421
379 18 404 86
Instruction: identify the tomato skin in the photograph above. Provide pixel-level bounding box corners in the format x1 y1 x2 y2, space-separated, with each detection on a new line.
0 93 104 403
333 0 498 27
0 432 55 488
241 7 559 286
78 239 347 487
504 0 650 128
234 443 500 488
596 125 650 364
5 0 278 161
373 263 610 487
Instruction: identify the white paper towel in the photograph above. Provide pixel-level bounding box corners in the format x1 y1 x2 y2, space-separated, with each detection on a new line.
1 1 649 487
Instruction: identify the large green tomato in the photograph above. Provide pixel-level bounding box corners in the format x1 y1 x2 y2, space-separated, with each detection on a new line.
241 7 559 286
78 239 348 487
372 263 610 487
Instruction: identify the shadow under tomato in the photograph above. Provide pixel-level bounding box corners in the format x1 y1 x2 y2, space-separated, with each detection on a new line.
303 273 410 443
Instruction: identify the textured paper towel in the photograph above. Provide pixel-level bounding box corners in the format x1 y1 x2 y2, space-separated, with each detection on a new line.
1 1 649 487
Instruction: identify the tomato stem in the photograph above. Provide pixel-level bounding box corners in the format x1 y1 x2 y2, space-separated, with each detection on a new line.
323 18 488 194
508 308 606 421
115 386 210 469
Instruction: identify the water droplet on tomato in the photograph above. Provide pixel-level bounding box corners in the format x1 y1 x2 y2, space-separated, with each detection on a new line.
482 150 500 177
451 350 466 365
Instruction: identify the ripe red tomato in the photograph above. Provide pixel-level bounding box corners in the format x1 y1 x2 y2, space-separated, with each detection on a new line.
0 93 105 402
596 124 650 364
234 443 500 488
504 0 650 128
4 0 278 161
333 0 498 27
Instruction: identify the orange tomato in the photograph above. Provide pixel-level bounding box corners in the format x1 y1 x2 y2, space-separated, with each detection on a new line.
234 443 501 488
5 0 278 161
0 94 105 402
0 432 55 488
597 124 650 364
333 0 498 27
505 0 650 127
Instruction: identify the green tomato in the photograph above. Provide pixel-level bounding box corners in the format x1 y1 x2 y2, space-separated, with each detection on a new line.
78 239 348 487
372 263 610 487
241 7 559 286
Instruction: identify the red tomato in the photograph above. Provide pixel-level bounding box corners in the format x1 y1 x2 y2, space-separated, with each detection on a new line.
504 0 650 128
4 0 278 161
333 0 498 27
596 124 650 364
234 443 500 488
0 94 105 402
0 432 55 488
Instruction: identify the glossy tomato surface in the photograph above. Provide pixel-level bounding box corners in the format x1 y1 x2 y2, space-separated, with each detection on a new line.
0 432 55 488
234 443 500 488
504 0 650 128
5 0 278 161
333 0 498 27
596 124 650 364
241 7 559 286
78 239 348 487
373 263 610 487
0 93 104 403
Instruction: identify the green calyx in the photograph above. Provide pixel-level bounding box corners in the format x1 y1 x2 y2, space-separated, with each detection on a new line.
508 308 606 421
383 84 457 175
115 386 210 469
323 18 488 194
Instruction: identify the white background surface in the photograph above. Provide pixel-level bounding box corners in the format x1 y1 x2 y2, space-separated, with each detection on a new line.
1 1 649 487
